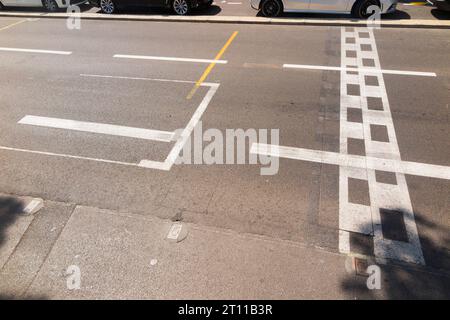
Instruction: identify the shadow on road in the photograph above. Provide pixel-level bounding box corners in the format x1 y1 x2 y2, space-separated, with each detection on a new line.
256 10 411 20
340 208 450 299
431 8 450 19
0 196 24 249
90 5 222 16
0 3 93 13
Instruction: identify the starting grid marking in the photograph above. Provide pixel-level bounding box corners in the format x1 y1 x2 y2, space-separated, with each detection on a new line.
1 75 219 171
251 27 450 266
338 27 424 265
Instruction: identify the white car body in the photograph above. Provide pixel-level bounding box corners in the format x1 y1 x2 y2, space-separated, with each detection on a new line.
0 0 86 9
251 0 398 14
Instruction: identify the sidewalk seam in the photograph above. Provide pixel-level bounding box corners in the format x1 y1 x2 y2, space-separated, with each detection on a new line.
21 203 77 298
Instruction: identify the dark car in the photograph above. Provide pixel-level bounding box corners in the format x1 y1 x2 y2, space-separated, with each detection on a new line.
435 0 450 11
89 0 213 15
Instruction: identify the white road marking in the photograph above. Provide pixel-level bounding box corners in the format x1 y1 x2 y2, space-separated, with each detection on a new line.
283 64 436 77
139 83 220 170
81 73 196 84
0 47 72 55
339 27 424 265
227 2 243 4
5 77 219 172
0 145 138 167
250 143 450 180
18 115 175 142
80 73 217 87
113 54 227 64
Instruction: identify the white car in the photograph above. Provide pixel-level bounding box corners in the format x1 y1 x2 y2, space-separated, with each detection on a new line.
0 0 87 12
251 0 398 18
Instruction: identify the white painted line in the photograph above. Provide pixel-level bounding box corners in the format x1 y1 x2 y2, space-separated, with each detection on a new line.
283 64 436 77
227 2 242 4
163 83 220 170
80 74 217 87
0 145 139 167
250 143 450 180
113 54 227 64
0 47 72 55
18 115 174 142
80 73 196 84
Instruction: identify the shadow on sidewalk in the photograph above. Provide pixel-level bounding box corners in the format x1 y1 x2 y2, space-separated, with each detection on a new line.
0 196 24 249
339 208 450 299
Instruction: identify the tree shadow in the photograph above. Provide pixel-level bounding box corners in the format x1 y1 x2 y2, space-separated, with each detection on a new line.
340 208 450 299
0 196 25 249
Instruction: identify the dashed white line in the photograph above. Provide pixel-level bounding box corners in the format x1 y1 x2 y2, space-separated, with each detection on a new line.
283 64 436 77
113 54 227 64
0 47 72 55
18 115 175 142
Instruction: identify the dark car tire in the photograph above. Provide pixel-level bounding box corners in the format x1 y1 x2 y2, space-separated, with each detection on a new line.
100 0 116 14
351 0 380 19
42 0 59 12
172 0 190 15
0 2 4 10
260 0 283 17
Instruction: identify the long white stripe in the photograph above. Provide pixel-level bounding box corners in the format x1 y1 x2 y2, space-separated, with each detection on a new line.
79 74 217 87
250 143 450 180
18 115 174 142
114 54 227 64
283 64 436 77
0 47 72 55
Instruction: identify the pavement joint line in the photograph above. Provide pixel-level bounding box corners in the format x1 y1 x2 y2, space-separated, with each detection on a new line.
1 12 449 29
0 47 72 55
113 54 227 64
18 115 175 143
187 30 238 99
283 64 437 77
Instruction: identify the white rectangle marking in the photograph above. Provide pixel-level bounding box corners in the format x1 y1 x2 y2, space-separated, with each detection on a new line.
0 47 72 55
114 54 227 64
18 115 174 142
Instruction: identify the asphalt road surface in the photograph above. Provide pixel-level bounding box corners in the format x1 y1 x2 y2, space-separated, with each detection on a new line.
0 16 449 298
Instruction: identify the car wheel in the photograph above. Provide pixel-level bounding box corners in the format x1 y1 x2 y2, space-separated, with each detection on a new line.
0 1 4 10
42 0 59 12
100 0 116 14
172 0 190 15
351 0 380 19
260 0 283 17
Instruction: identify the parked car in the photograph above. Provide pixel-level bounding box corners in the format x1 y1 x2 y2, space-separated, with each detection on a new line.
434 0 450 11
89 0 213 15
0 0 87 11
251 0 398 18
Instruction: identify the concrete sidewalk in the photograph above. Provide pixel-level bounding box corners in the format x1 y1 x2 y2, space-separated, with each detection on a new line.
0 11 450 29
0 194 449 299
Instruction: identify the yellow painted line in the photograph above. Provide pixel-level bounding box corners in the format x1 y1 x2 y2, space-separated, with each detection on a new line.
186 31 238 99
0 19 27 32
